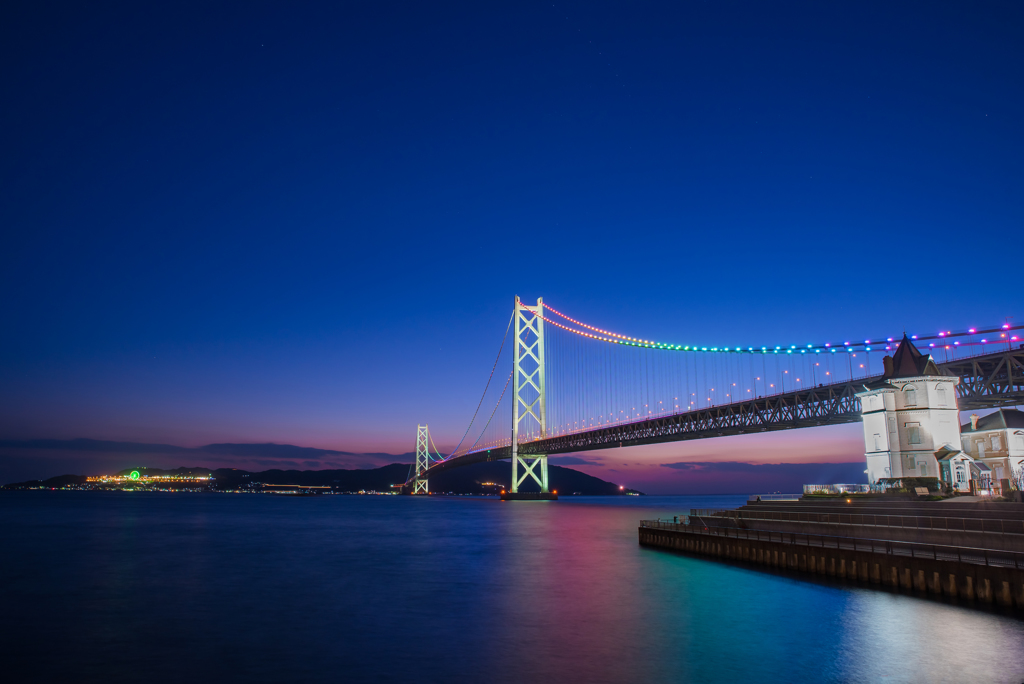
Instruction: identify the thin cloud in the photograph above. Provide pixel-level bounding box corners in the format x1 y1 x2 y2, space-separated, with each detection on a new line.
1 438 372 460
0 438 189 454
549 456 603 466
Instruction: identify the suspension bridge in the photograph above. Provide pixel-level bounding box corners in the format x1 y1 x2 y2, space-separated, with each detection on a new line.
405 297 1024 497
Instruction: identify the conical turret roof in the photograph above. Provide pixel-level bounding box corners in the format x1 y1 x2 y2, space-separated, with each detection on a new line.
884 334 940 378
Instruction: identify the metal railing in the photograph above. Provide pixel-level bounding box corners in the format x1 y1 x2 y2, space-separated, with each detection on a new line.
747 494 802 501
678 508 1024 536
640 519 1024 569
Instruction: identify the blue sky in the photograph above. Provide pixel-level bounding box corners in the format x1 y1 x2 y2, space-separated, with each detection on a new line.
1 1 1021 487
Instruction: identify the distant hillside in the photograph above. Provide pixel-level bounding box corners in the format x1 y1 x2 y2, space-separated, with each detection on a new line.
213 464 411 491
427 461 642 495
0 465 411 492
2 462 642 495
6 474 90 489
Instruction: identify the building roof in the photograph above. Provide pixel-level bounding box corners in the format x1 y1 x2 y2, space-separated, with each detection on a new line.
861 335 942 390
884 334 940 378
961 408 1024 433
934 445 969 462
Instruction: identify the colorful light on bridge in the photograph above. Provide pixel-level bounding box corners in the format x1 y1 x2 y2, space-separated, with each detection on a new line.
539 303 1021 357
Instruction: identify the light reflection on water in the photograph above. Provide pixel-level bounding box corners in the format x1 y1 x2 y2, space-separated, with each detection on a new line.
1 492 1022 683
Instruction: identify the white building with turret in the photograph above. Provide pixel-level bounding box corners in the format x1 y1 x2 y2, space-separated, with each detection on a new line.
856 335 965 488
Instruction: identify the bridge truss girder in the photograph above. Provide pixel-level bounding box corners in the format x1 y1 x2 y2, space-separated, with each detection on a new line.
518 381 864 456
941 347 1024 410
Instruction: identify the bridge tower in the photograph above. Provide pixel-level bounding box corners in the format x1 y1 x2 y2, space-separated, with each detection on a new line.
509 296 553 497
413 424 430 494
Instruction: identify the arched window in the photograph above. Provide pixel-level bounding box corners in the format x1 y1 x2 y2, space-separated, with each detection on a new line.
904 385 917 406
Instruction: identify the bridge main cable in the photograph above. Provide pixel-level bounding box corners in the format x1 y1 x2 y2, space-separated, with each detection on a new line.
444 311 514 460
461 369 513 456
541 302 1022 355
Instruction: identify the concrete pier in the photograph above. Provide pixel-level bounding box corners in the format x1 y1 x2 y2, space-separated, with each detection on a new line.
640 499 1024 609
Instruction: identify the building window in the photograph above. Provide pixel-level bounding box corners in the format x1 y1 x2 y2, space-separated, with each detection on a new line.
936 387 947 407
1015 433 1024 450
906 423 922 445
904 386 917 406
992 435 1002 451
978 441 986 458
873 434 881 451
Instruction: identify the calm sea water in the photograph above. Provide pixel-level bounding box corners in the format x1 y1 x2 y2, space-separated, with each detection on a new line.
2 492 1023 683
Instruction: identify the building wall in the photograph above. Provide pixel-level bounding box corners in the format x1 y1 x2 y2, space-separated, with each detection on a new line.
861 389 896 482
962 428 1024 481
858 377 961 483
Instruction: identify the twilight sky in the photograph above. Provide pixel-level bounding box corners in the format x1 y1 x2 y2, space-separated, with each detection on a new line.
1 1 1021 491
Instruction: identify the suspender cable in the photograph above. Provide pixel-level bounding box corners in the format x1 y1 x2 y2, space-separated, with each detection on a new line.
464 370 513 456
